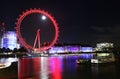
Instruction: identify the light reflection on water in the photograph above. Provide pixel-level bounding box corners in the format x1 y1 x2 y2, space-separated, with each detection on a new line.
0 56 120 79
0 58 18 69
0 58 18 79
18 57 64 79
18 56 120 79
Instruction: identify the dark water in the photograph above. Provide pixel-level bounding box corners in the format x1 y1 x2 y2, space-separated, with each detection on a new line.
0 55 120 79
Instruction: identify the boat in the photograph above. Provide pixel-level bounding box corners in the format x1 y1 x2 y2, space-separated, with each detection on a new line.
76 59 91 64
91 53 115 64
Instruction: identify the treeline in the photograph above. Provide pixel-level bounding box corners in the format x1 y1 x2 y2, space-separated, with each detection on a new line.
0 47 28 53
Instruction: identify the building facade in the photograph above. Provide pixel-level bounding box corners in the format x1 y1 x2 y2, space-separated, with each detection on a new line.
1 31 17 50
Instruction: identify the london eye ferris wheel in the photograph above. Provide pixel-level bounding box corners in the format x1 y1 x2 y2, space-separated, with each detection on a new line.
15 8 59 52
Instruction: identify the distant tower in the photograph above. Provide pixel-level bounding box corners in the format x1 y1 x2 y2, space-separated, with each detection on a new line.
0 21 5 48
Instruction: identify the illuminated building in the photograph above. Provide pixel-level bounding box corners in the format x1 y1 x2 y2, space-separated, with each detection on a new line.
97 42 113 48
1 31 18 50
0 22 5 48
48 45 93 53
80 47 93 52
65 46 80 53
48 46 65 53
48 46 80 53
95 42 113 51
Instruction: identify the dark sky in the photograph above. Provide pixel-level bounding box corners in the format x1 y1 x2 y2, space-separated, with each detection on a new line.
0 0 120 47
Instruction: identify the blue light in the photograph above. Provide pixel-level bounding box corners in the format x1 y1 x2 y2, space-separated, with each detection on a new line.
49 47 65 53
66 46 79 52
79 54 93 59
1 31 17 50
80 47 93 52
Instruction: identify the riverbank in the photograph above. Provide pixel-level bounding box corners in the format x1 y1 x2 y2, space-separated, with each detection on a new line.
0 53 27 58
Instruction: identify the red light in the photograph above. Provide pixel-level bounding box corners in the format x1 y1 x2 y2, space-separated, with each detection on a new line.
16 9 59 52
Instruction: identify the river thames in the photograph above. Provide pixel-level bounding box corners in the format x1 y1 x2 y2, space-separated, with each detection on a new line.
0 55 120 79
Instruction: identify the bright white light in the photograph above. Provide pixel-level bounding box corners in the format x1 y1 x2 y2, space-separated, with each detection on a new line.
41 15 46 20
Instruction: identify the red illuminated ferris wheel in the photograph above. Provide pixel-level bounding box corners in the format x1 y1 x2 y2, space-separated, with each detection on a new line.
15 8 59 51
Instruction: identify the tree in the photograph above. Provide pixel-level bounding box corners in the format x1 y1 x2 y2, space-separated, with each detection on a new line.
13 48 18 53
18 47 28 53
5 48 12 53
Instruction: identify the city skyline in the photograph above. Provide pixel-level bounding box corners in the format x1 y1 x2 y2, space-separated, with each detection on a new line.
0 0 120 46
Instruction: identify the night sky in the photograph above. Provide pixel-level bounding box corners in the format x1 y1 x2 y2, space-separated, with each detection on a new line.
0 0 120 47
